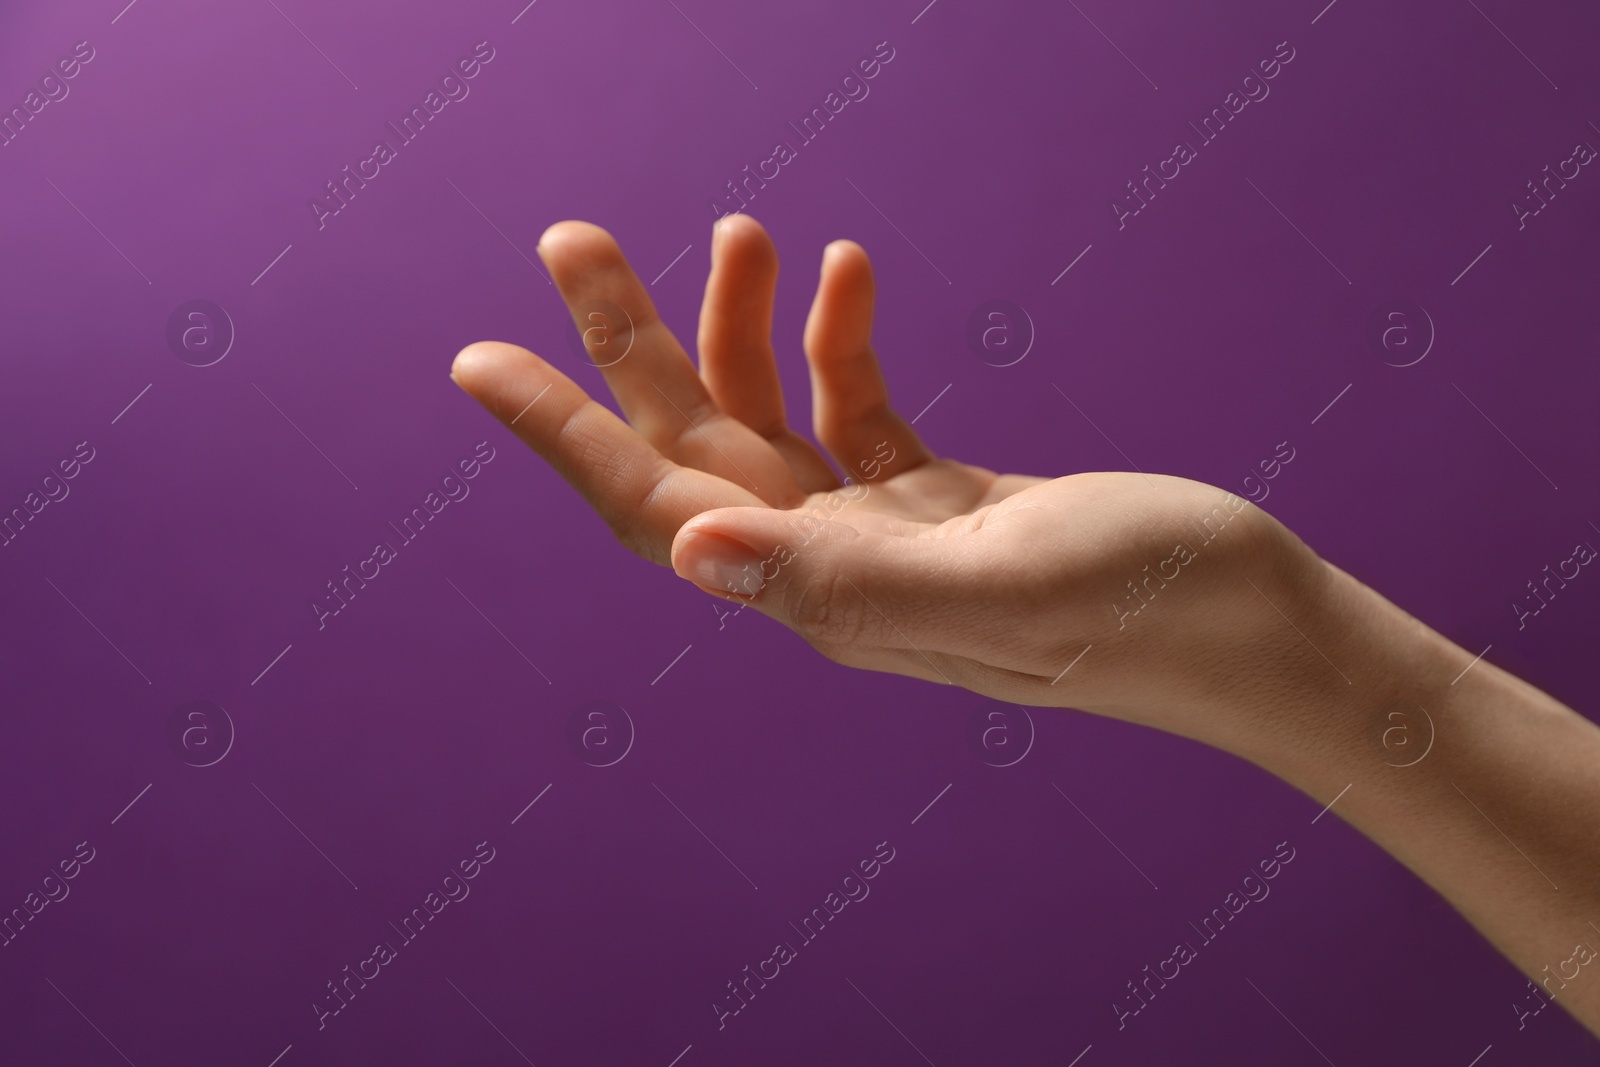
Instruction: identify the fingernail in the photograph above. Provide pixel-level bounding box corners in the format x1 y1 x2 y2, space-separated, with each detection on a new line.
675 532 765 596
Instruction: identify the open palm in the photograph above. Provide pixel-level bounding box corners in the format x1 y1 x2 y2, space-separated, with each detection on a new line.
451 216 1307 724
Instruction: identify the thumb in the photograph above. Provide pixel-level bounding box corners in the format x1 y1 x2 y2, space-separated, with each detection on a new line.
669 507 975 652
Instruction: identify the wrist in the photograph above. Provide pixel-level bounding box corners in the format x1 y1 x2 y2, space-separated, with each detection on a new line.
1222 556 1472 796
1201 548 1464 790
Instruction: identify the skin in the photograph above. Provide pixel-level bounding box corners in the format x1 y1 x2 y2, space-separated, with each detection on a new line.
451 215 1600 1036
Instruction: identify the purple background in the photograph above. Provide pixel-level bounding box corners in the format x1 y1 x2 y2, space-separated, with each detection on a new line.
2 0 1598 1062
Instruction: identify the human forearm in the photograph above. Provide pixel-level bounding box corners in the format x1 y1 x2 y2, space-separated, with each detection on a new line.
1239 559 1600 1032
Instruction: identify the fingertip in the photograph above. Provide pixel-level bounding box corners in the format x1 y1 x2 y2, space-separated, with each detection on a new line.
671 512 730 564
710 213 777 271
670 528 766 595
450 340 522 392
536 220 616 262
672 506 859 567
449 340 493 389
715 212 764 238
823 239 866 267
672 508 767 563
818 241 874 302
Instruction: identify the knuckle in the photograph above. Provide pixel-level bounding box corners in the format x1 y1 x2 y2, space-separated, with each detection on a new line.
788 569 871 646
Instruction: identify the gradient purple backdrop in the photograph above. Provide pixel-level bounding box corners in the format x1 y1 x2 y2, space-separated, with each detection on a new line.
2 0 1598 1063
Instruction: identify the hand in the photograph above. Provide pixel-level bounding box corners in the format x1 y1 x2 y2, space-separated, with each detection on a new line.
452 219 1600 1039
449 217 1329 750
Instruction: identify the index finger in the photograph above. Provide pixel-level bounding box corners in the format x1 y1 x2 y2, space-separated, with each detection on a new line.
450 340 765 565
